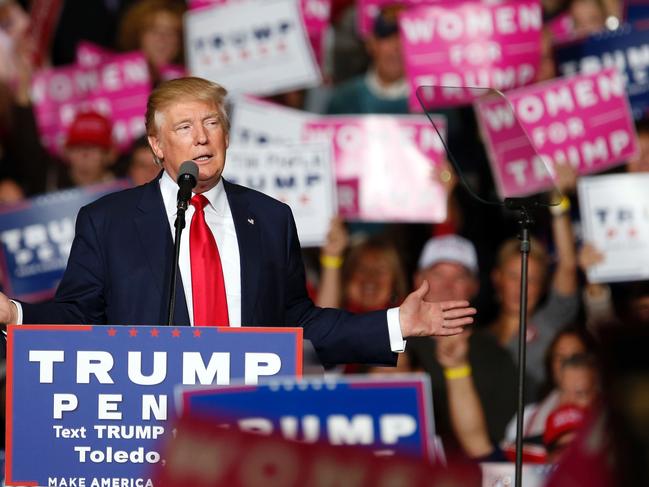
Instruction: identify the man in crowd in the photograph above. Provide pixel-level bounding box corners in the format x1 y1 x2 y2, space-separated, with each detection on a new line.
7 109 118 194
408 235 518 446
327 6 409 115
0 77 476 366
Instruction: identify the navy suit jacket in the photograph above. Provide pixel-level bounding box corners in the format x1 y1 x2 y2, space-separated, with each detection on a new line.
21 176 397 366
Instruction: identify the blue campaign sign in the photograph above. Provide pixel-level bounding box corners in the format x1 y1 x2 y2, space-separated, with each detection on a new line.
5 324 302 486
0 180 130 302
626 1 649 25
179 374 435 459
555 24 649 120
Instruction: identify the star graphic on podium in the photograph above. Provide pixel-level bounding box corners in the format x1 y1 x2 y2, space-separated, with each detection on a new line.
150 328 160 338
172 328 181 338
129 328 138 337
107 328 117 337
193 329 202 338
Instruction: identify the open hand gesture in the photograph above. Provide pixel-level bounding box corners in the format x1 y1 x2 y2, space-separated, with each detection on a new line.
399 280 476 338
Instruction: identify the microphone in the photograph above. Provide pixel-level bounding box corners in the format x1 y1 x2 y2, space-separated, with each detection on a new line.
177 160 198 209
167 160 198 326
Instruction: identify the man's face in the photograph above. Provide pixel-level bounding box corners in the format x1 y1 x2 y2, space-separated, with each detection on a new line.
148 99 228 193
416 262 478 302
551 333 587 384
128 147 160 186
367 34 404 85
493 256 545 315
558 366 598 408
64 145 115 186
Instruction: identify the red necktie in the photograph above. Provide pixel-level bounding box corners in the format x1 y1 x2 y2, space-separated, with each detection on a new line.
190 194 229 326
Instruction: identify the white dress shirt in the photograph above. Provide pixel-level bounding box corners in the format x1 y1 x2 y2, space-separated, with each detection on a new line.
160 172 241 326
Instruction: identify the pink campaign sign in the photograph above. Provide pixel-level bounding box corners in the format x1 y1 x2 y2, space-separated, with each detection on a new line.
75 41 111 67
31 52 151 155
77 41 186 80
475 68 638 198
357 0 443 37
400 0 542 111
300 0 331 64
547 12 574 43
303 115 447 222
187 0 226 9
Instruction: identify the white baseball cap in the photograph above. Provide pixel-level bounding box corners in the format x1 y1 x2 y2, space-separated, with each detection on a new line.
417 235 479 274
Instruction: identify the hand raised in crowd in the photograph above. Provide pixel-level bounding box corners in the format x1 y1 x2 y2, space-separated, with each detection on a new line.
553 161 579 195
435 330 471 369
578 242 605 274
399 280 476 338
578 242 608 300
316 216 349 309
13 38 37 107
0 291 18 325
321 216 349 259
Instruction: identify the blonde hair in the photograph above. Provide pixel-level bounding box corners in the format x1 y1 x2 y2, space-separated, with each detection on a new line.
145 77 230 137
342 236 408 306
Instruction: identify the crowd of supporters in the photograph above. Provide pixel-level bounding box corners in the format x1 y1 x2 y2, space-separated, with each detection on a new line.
0 0 645 472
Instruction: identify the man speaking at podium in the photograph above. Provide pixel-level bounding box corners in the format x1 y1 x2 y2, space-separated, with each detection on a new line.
0 77 475 366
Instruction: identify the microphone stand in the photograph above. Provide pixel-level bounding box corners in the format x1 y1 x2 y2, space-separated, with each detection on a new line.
504 197 536 487
167 197 189 327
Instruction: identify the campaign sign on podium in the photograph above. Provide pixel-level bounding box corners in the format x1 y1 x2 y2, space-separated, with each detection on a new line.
178 374 435 459
5 324 303 487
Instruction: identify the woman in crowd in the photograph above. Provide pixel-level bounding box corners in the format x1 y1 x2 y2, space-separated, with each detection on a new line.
500 326 597 458
316 218 408 312
117 0 186 85
488 193 580 397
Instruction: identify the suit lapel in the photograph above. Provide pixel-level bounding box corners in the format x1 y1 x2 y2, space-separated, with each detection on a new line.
224 180 261 325
134 177 190 326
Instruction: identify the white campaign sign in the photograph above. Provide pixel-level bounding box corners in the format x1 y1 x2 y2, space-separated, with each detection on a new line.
224 142 336 247
185 0 321 96
578 173 649 283
229 95 315 147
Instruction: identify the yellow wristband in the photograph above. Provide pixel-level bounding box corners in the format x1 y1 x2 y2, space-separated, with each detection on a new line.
444 365 472 380
320 255 343 269
550 195 571 216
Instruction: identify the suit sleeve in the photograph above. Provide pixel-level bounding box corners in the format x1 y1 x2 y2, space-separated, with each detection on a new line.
21 206 107 324
282 207 397 366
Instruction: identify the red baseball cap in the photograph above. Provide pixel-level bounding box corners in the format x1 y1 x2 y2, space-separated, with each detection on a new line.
66 111 113 149
544 404 586 448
